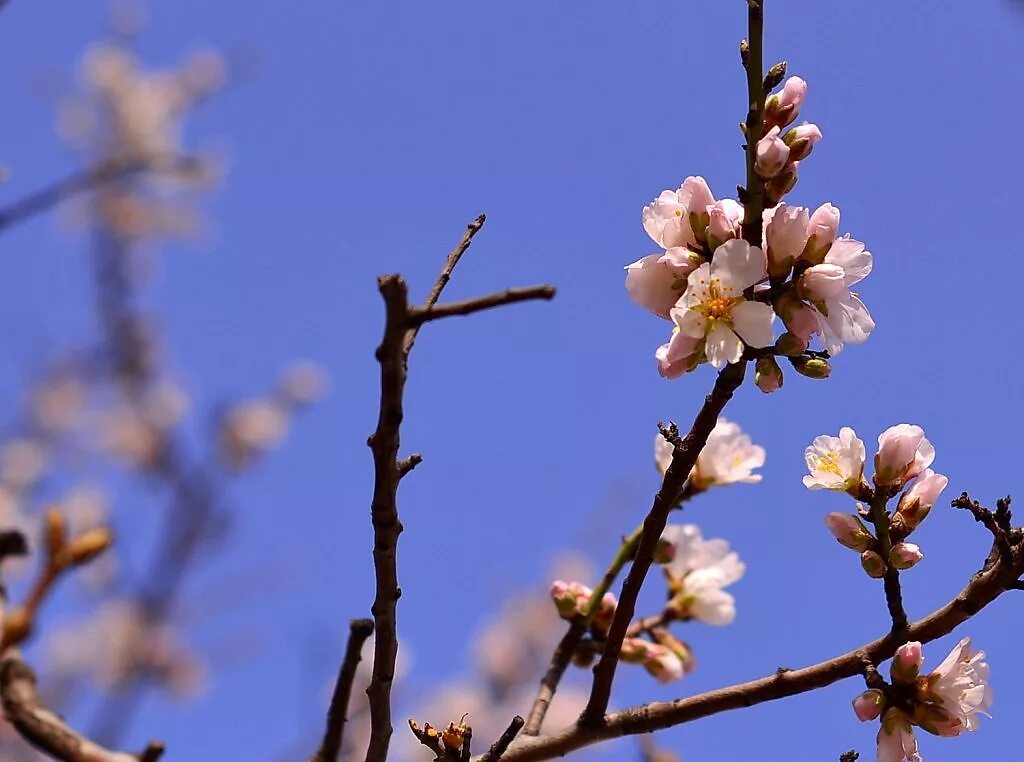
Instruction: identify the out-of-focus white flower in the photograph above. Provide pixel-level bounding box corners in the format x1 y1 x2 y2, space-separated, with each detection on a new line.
277 361 328 406
218 399 290 468
655 418 765 492
0 440 48 491
661 524 744 625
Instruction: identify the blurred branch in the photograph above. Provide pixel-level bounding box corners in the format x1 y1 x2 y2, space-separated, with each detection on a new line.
485 497 1024 761
364 218 556 761
478 716 524 762
0 651 165 762
310 618 374 762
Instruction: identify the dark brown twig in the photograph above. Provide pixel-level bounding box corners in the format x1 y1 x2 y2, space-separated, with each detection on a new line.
479 716 524 762
0 651 164 762
581 361 747 724
311 618 375 762
408 286 556 326
866 492 909 634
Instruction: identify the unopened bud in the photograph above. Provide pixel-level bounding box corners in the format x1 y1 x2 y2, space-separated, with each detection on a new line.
765 162 799 203
888 542 923 571
891 641 923 684
788 355 831 379
442 720 470 752
852 688 886 722
764 76 807 130
774 332 808 357
783 123 823 162
860 550 887 578
68 528 114 565
549 580 579 619
824 512 873 552
755 356 784 394
755 126 791 179
44 508 66 560
650 629 697 675
654 536 677 564
620 637 649 664
764 61 788 91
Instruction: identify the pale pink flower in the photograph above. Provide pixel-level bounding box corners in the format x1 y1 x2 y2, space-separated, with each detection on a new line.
925 637 993 733
642 177 714 250
626 248 703 319
706 199 744 246
798 236 875 355
764 204 809 279
773 292 819 349
765 75 807 129
549 580 616 631
892 641 925 684
784 122 823 162
755 126 791 178
897 469 948 532
640 642 686 684
824 511 872 551
889 542 924 571
690 418 765 489
655 328 702 379
803 427 866 492
877 709 922 762
754 356 783 394
663 524 744 625
853 689 886 722
670 239 774 369
875 425 935 487
802 203 841 264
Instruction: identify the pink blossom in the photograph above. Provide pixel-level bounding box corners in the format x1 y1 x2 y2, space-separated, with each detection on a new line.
773 292 819 348
874 424 935 487
754 126 791 178
764 76 807 129
669 239 774 369
924 637 993 733
824 511 872 551
764 204 809 279
754 356 783 394
706 199 743 247
802 203 841 264
877 709 922 762
784 122 823 162
889 542 924 571
798 236 875 355
642 177 714 250
640 642 686 684
897 469 948 532
656 329 702 379
803 427 866 492
625 248 703 319
892 641 924 684
853 689 886 722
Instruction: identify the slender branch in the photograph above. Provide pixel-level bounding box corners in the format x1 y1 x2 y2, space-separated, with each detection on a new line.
0 650 165 762
311 618 375 762
740 0 766 247
407 286 556 326
581 361 747 724
479 716 524 762
404 214 487 355
486 521 1024 761
867 491 908 633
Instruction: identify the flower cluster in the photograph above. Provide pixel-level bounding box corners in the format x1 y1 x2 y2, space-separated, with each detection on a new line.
853 639 993 761
625 76 874 386
805 424 947 577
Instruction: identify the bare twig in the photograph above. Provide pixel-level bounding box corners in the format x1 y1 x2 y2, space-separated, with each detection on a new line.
408 286 556 326
581 361 747 724
404 214 487 355
311 618 375 762
866 492 909 634
479 716 524 762
485 511 1024 761
1 650 166 762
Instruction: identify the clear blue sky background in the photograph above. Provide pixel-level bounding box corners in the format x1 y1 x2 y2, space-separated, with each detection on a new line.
1 1 1023 760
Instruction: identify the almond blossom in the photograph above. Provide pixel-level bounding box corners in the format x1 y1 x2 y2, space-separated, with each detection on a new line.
798 235 875 355
764 75 807 129
924 638 993 734
655 418 765 490
802 426 866 492
877 709 922 762
669 239 774 369
874 424 935 487
660 524 744 625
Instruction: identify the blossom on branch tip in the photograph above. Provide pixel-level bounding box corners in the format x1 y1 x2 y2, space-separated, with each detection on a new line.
640 642 686 684
764 75 807 130
783 122 823 162
892 641 924 684
874 424 935 488
764 204 809 280
853 689 886 722
803 427 866 493
669 239 774 369
655 418 765 490
706 199 744 249
923 637 993 734
642 176 714 250
802 203 841 265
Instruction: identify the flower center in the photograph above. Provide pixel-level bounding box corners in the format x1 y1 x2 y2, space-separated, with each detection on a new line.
698 278 737 324
815 450 843 476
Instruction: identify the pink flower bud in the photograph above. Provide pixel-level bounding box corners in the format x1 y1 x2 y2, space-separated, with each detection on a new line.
641 643 685 684
549 580 578 619
764 76 807 130
783 122 822 162
765 161 799 202
773 293 819 345
824 512 873 551
860 549 887 578
896 469 948 533
706 199 743 248
889 542 923 571
801 203 840 265
891 641 924 684
650 629 697 675
755 126 791 178
874 424 935 488
754 356 783 394
798 263 846 301
764 204 809 280
592 592 618 635
620 637 649 664
656 330 701 379
852 688 886 722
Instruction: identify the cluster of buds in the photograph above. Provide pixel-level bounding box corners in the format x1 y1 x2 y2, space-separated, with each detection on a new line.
408 717 472 761
805 425 947 578
853 639 992 760
549 580 617 636
620 629 696 684
625 75 874 386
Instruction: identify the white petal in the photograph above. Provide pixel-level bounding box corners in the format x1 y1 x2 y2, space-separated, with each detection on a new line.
825 237 873 286
710 239 767 291
705 324 743 369
731 301 775 348
625 254 679 319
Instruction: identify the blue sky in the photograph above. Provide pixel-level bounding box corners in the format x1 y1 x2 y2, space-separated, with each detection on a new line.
1 1 1024 760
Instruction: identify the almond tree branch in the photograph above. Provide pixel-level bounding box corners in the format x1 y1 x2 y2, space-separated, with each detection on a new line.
478 716 524 762
867 491 909 633
0 651 165 762
311 618 375 762
364 242 556 760
581 360 747 724
407 286 556 326
486 500 1024 761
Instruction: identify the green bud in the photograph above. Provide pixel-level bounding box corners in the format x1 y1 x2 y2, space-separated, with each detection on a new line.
789 355 832 379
